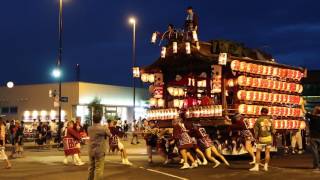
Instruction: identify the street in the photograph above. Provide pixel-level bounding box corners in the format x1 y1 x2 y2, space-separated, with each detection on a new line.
1 140 320 180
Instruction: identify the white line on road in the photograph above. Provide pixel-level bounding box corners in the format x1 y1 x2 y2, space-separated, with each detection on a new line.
140 167 189 180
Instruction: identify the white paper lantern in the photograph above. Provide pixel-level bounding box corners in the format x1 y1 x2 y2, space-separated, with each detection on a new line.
158 99 165 107
167 87 174 96
150 98 157 106
141 73 149 82
148 74 155 83
161 47 166 58
173 42 178 54
185 42 191 54
151 32 157 43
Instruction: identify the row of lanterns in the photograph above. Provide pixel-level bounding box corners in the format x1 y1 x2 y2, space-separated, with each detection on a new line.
150 98 165 107
151 30 199 44
237 90 303 105
147 108 179 120
244 118 306 130
231 60 304 81
238 104 304 117
186 105 223 118
236 76 303 93
141 73 155 83
167 87 185 97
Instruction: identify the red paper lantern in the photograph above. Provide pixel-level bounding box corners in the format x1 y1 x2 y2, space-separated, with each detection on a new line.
257 65 263 74
246 77 253 87
239 62 247 72
262 66 268 75
272 67 279 77
231 60 240 71
246 63 252 73
252 64 258 74
237 90 246 100
237 76 246 86
252 78 259 87
267 66 273 76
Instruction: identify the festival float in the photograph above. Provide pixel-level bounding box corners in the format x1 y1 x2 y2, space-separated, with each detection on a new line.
135 29 307 155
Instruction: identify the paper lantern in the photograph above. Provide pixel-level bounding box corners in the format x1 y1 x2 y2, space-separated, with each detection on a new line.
267 66 273 76
238 104 247 114
173 88 179 96
141 73 149 82
262 66 268 75
252 64 258 74
237 76 246 86
185 42 191 54
132 67 140 78
148 74 155 83
237 90 245 100
300 121 306 129
246 63 252 73
239 62 247 72
151 32 158 43
228 79 235 87
161 47 166 58
173 99 180 108
173 42 178 54
246 77 253 87
178 88 184 96
272 67 279 77
167 87 174 96
231 60 240 71
157 99 165 107
257 65 263 74
150 98 157 106
298 85 303 93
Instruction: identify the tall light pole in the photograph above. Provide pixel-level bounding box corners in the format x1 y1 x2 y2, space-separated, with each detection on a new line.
57 0 63 143
129 17 136 122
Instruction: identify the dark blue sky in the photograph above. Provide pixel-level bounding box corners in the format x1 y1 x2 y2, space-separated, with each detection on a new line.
0 0 319 86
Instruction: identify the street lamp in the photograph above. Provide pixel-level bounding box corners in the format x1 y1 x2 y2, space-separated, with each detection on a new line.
56 0 64 144
52 68 62 78
129 16 136 121
6 81 14 89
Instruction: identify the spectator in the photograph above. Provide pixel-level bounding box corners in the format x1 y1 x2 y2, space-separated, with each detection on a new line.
310 106 320 172
131 120 140 145
123 120 129 140
250 108 275 172
15 121 24 158
88 115 112 180
0 117 11 169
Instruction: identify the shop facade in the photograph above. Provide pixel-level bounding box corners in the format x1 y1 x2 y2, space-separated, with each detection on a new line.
0 82 149 124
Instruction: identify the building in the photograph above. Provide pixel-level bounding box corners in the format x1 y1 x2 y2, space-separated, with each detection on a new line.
0 81 149 124
302 70 320 112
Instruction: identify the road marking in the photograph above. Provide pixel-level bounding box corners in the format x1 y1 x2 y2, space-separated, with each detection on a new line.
140 167 189 180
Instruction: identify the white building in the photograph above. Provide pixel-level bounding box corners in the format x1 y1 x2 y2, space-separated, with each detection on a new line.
0 81 149 124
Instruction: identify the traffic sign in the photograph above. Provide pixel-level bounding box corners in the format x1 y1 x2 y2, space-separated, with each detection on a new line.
60 96 69 102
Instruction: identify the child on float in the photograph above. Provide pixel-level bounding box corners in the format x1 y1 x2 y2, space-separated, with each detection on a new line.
63 121 85 166
108 120 132 165
191 123 230 168
171 115 198 169
250 108 275 172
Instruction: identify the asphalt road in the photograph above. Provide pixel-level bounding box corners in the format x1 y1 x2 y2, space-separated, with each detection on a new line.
1 143 320 180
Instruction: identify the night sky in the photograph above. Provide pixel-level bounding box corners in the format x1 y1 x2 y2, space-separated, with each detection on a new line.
0 0 319 87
